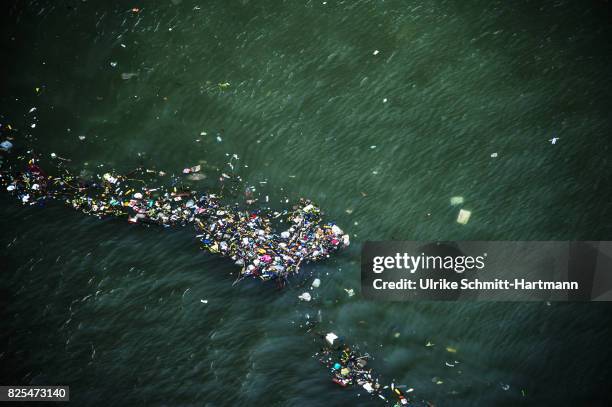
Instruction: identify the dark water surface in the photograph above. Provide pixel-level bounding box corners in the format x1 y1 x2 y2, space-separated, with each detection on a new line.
2 1 612 406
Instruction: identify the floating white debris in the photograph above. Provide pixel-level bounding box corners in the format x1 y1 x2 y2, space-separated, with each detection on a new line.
311 278 321 288
325 332 339 345
216 136 222 142
30 123 36 128
450 196 464 206
372 50 380 55
456 209 471 225
28 107 37 113
382 98 388 103
78 135 86 141
298 292 312 302
342 234 350 246
344 288 355 297
370 145 376 149
110 61 117 67
490 152 498 158
200 299 208 304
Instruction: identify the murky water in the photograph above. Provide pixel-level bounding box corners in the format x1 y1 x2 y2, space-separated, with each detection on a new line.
2 0 612 405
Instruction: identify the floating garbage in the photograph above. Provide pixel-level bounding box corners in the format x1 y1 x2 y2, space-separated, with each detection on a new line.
456 209 471 225
344 288 355 297
1 140 433 406
0 145 350 284
0 140 13 151
121 72 138 80
325 332 339 345
298 292 312 302
450 196 464 206
317 337 429 406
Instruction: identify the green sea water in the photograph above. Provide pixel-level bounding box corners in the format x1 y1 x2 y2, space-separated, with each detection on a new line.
1 0 612 405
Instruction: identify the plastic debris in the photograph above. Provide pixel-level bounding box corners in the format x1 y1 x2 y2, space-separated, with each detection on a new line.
450 196 464 206
344 288 355 297
372 50 380 55
121 72 138 80
311 278 321 288
317 337 429 405
446 346 457 353
490 152 498 158
200 299 208 304
298 292 312 302
1 149 350 284
325 332 339 345
425 341 435 347
456 209 471 225
1 140 13 151
183 165 200 174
